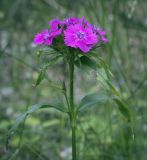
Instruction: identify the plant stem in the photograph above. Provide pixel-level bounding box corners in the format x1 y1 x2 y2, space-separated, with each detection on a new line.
72 122 76 160
69 54 77 160
69 58 74 111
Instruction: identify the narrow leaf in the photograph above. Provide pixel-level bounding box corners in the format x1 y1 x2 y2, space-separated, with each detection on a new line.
75 56 99 70
35 55 62 87
97 69 120 97
79 92 113 111
7 102 67 147
6 113 27 150
37 49 42 63
8 114 27 135
35 68 46 86
26 103 67 114
113 98 133 122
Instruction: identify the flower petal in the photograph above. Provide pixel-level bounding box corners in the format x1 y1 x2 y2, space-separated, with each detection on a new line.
33 33 44 44
77 41 92 53
44 37 53 45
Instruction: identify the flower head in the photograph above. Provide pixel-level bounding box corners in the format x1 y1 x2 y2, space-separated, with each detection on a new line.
64 23 98 53
33 17 108 53
34 18 62 46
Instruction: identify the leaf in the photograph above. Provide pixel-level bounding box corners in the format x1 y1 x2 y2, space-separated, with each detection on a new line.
45 55 62 68
113 97 135 139
35 67 46 86
8 114 27 135
6 113 27 150
96 56 113 77
37 49 42 63
113 98 134 122
97 68 120 97
35 55 62 86
75 56 100 70
7 102 67 148
75 56 112 83
78 91 113 111
75 55 135 133
41 47 59 54
26 103 67 114
96 69 134 121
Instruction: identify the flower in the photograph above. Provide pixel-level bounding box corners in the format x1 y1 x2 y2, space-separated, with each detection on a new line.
49 18 63 32
33 17 108 53
92 25 108 43
34 18 62 45
43 29 54 45
33 29 48 45
34 28 62 46
63 17 89 27
64 23 98 53
63 17 81 26
96 28 108 43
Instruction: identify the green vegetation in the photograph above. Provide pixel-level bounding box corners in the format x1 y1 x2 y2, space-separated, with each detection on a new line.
0 0 147 160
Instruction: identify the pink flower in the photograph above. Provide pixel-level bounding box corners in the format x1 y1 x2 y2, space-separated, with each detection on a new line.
63 17 89 27
49 18 63 32
97 28 108 43
92 25 108 43
33 29 48 45
64 23 98 53
34 18 62 45
43 29 54 45
33 17 108 52
63 17 81 26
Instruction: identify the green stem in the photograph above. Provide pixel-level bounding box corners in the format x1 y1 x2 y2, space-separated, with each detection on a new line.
69 60 74 110
69 54 77 160
72 122 76 160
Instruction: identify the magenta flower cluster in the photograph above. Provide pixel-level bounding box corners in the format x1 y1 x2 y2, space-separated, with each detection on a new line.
34 17 108 53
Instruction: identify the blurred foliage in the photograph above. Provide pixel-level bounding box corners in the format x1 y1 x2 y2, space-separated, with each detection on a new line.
0 0 147 160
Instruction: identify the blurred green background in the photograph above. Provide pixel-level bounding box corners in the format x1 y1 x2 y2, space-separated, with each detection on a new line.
0 0 147 160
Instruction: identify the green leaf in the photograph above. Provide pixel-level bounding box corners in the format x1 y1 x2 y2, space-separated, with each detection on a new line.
75 56 112 84
97 68 120 97
75 55 135 133
41 47 59 54
7 102 67 147
96 56 113 77
35 67 46 86
37 49 42 63
113 97 135 139
35 55 62 86
75 56 100 70
113 98 134 122
75 55 134 131
8 114 27 135
96 69 134 122
78 91 113 111
45 55 62 68
6 113 27 150
26 103 67 114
